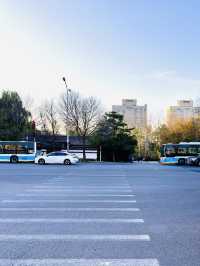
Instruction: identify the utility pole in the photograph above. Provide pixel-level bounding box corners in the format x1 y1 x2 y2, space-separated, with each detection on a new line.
99 145 102 162
62 77 71 152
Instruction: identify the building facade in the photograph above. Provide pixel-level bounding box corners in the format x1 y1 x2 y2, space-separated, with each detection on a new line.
166 100 200 125
112 99 147 129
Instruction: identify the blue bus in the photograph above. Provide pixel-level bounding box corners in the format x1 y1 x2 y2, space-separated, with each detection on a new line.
0 141 37 163
160 142 200 165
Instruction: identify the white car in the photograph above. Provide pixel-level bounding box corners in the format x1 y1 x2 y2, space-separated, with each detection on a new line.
35 151 79 165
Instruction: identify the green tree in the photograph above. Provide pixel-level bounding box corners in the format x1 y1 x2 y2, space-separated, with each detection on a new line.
92 112 137 162
0 90 32 140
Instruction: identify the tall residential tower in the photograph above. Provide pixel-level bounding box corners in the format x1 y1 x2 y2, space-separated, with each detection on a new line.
112 99 147 129
166 100 200 125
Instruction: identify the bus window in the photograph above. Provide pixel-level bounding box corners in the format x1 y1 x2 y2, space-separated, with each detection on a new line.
177 146 187 156
165 146 176 157
188 146 198 156
16 144 28 154
3 144 30 154
197 146 200 154
0 145 3 154
4 144 17 154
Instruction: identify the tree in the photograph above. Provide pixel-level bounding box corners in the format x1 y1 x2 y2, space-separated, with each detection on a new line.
60 91 101 160
23 95 34 114
153 118 200 145
92 112 137 162
44 99 59 137
37 107 49 135
37 99 60 137
0 90 32 140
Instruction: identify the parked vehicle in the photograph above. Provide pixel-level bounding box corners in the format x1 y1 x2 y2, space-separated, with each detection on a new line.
160 142 200 165
0 141 36 163
35 151 79 165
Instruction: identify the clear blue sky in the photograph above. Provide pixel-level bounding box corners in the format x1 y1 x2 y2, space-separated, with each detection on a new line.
0 0 200 123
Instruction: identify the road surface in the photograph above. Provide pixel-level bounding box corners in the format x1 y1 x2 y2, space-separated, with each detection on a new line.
0 162 200 266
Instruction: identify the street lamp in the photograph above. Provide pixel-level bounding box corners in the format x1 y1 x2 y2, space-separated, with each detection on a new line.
62 76 71 152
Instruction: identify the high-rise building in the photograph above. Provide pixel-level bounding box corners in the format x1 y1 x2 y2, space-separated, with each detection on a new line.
166 100 200 125
112 99 147 129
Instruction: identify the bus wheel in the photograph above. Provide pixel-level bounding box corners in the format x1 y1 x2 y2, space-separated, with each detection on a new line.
38 159 45 165
178 158 185 165
10 156 18 163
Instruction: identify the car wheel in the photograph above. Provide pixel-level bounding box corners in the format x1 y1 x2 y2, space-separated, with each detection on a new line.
10 156 18 163
178 158 185 165
38 159 45 165
64 159 71 165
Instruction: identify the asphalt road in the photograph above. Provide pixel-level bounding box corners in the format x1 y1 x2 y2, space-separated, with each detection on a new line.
0 162 200 266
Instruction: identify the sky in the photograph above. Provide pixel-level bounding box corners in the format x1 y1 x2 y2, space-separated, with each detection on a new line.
0 0 200 123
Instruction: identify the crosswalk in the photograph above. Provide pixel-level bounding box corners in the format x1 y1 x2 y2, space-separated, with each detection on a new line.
0 170 160 266
0 259 160 266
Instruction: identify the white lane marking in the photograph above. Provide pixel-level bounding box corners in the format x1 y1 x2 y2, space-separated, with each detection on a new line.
17 194 135 197
0 234 150 241
24 191 132 195
33 186 131 189
0 218 144 223
26 189 132 193
50 180 65 181
4 174 65 176
53 175 127 177
0 207 140 211
46 183 130 186
0 259 160 266
28 184 131 190
2 199 137 203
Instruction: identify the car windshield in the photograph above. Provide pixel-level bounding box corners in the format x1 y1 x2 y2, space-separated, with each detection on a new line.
47 152 55 156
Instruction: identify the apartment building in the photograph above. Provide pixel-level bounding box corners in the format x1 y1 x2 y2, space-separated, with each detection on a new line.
112 99 147 129
166 100 200 125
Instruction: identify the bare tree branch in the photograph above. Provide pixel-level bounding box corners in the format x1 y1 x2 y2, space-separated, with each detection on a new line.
45 99 59 136
37 100 60 136
60 91 102 159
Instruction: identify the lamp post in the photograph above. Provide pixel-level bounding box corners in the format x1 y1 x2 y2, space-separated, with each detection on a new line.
62 77 71 152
